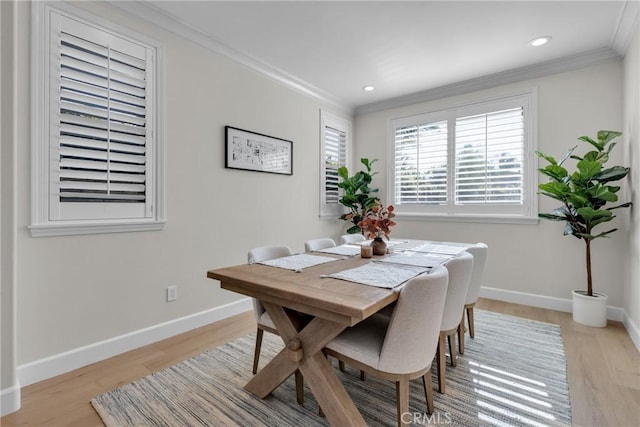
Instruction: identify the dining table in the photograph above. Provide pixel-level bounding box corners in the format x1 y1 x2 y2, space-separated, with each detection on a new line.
206 239 472 426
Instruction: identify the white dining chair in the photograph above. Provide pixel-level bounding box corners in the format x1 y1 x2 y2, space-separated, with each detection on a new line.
437 251 473 393
458 243 488 354
247 245 304 404
340 234 366 244
304 237 336 252
324 266 449 426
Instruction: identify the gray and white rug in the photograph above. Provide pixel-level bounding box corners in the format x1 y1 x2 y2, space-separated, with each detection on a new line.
91 310 571 426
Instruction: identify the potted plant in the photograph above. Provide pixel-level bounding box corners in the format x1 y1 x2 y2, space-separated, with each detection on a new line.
359 204 397 255
537 130 632 327
337 158 380 234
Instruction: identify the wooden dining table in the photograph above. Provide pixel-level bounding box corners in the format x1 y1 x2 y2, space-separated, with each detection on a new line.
206 239 472 425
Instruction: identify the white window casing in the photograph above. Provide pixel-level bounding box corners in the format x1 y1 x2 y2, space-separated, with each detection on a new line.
31 2 165 236
387 90 538 224
320 110 351 219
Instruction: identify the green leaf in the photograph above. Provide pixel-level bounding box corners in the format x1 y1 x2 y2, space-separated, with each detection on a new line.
535 151 557 165
539 164 568 182
538 213 567 221
597 130 622 146
576 207 612 222
594 166 630 183
337 166 349 180
579 135 603 151
576 160 602 179
538 182 570 199
610 202 633 210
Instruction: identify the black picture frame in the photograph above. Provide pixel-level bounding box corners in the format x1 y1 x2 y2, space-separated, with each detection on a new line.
224 126 293 175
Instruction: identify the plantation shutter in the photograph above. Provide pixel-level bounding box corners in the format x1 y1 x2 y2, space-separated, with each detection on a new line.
52 15 151 215
394 121 448 204
324 125 347 203
454 107 524 204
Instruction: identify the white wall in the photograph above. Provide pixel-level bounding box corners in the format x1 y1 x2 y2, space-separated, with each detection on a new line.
355 61 626 307
623 22 640 343
11 1 346 371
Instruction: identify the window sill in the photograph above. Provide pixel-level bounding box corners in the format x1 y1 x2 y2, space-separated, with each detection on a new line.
394 211 539 225
29 220 166 237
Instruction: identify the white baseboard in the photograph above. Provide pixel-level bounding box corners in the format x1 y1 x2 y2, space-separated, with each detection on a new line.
0 382 21 417
479 286 640 351
17 298 253 388
623 311 640 351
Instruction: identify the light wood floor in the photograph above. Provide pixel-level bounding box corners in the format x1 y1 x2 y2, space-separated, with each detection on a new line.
2 299 639 427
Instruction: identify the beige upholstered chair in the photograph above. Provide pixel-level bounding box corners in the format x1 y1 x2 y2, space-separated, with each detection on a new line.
324 266 449 426
437 252 474 393
247 245 304 404
458 243 488 354
304 237 336 252
340 234 366 244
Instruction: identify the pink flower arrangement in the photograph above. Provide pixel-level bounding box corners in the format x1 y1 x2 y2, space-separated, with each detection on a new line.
358 204 396 240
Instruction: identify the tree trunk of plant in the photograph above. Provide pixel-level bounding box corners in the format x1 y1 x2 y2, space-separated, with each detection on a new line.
585 239 593 296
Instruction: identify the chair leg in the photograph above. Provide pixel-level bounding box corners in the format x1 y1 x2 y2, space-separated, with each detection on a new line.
449 332 457 367
295 370 304 405
422 369 434 415
468 305 475 338
339 361 345 372
458 321 465 355
437 333 446 393
252 327 264 374
360 370 366 381
396 376 410 427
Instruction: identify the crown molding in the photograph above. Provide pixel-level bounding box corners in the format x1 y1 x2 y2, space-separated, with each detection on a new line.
107 1 354 115
611 0 640 55
355 47 621 116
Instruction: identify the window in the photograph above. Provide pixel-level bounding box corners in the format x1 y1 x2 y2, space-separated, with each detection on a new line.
31 3 165 236
388 91 537 222
320 111 351 218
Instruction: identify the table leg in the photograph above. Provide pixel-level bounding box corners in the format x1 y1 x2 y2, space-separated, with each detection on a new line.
244 302 367 426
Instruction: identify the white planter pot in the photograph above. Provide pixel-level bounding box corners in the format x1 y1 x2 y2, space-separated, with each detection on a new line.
572 290 608 327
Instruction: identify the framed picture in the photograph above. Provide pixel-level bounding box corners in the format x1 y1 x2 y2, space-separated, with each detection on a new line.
225 126 293 175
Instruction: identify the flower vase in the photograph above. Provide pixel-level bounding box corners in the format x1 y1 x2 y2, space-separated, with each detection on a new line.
372 237 387 255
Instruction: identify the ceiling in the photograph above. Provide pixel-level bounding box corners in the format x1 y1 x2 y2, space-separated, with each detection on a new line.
132 1 638 112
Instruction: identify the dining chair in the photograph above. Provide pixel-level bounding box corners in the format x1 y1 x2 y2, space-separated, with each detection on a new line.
247 245 304 404
437 251 474 394
324 266 449 427
340 233 366 244
458 243 488 355
304 237 336 252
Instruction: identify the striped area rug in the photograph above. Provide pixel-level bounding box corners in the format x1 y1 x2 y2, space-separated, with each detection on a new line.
91 311 571 426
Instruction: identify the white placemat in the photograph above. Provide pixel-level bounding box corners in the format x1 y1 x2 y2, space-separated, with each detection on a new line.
326 262 429 289
376 252 453 268
257 254 337 271
316 245 362 257
410 243 469 255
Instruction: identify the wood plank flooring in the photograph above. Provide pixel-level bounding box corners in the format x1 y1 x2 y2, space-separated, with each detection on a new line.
2 299 639 427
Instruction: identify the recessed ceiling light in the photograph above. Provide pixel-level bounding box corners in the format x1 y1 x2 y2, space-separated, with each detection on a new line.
362 85 375 92
529 36 551 47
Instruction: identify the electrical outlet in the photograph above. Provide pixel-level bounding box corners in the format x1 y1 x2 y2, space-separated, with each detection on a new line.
167 285 177 302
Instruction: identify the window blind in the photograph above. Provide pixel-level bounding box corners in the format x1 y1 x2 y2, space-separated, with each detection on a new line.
394 121 448 204
57 30 148 204
324 125 347 203
454 107 524 204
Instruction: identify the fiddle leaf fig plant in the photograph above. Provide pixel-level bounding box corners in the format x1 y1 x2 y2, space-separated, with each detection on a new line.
537 130 632 297
337 158 380 234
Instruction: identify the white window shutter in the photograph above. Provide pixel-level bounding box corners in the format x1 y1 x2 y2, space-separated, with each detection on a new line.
31 3 165 236
324 125 347 204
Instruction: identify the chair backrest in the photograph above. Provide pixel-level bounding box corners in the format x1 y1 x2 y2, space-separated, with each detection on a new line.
464 243 488 305
247 245 293 319
378 266 449 374
304 238 336 252
247 245 292 264
440 251 474 331
340 234 366 244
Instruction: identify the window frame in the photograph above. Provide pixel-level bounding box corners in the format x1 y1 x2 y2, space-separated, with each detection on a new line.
319 110 352 219
30 2 165 237
387 90 538 224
